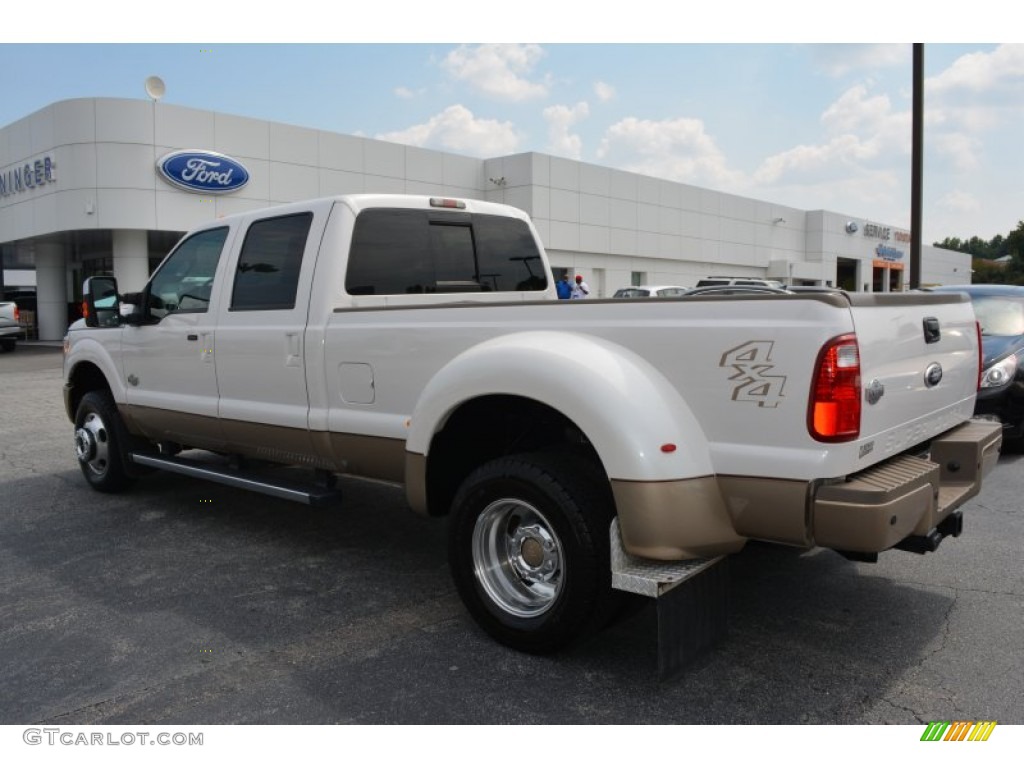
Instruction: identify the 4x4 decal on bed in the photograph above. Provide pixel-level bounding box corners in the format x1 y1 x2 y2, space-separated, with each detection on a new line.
720 340 787 408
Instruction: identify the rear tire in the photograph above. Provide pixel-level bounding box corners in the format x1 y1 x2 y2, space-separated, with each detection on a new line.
448 452 615 654
0 339 14 352
73 391 137 493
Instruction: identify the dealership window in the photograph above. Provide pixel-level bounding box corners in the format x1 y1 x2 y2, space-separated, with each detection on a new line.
631 271 646 286
230 213 313 311
345 209 547 295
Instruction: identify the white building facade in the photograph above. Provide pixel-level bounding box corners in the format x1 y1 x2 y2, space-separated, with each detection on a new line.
1 98 970 341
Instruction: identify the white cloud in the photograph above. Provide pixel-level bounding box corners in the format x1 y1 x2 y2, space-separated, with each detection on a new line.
811 44 910 78
758 169 904 214
394 86 419 100
753 135 869 186
543 102 589 160
932 132 982 174
596 116 742 189
936 189 981 214
375 105 521 157
927 44 1024 96
593 81 615 102
754 81 915 189
922 44 1024 147
441 44 549 102
821 83 892 136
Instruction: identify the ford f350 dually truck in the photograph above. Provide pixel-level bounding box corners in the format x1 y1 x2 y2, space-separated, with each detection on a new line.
62 194 1001 658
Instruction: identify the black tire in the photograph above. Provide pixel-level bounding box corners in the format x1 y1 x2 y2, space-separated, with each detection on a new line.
448 451 615 654
0 338 14 352
73 390 137 493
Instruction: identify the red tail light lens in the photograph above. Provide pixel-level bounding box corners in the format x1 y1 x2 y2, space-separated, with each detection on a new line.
809 333 861 442
13 306 19 323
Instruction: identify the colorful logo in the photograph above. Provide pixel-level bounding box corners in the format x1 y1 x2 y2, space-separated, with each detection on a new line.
157 150 250 194
920 721 997 742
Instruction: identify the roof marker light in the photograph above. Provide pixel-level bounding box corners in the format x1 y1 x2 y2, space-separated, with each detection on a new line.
429 197 466 209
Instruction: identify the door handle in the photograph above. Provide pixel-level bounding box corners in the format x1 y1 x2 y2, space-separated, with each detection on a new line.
187 334 198 341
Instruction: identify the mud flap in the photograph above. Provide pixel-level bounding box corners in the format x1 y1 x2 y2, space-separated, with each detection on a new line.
610 521 729 679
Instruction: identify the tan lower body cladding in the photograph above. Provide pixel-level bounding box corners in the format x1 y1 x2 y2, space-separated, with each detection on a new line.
121 405 406 481
613 420 1002 561
122 406 1000 560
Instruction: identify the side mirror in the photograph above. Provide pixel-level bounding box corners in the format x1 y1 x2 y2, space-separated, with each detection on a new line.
119 292 144 326
82 276 121 328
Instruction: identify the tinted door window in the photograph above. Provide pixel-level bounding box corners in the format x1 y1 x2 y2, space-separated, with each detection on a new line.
230 213 313 311
147 227 228 319
345 209 546 295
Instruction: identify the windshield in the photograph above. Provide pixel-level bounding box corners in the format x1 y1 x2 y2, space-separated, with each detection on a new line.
973 296 1024 336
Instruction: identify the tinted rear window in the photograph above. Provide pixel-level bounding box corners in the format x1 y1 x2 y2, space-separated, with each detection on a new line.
231 213 313 311
345 209 547 295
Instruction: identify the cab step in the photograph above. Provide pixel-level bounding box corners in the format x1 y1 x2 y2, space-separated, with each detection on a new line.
129 452 340 506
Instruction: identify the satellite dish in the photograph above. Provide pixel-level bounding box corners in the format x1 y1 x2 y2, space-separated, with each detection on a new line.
144 76 166 102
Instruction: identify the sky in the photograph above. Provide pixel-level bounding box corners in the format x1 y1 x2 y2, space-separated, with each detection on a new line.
2 4 1021 246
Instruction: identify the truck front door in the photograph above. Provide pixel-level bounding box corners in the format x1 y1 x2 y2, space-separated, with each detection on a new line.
122 226 231 449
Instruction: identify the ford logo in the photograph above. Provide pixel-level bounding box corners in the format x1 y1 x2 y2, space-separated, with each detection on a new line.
157 150 249 194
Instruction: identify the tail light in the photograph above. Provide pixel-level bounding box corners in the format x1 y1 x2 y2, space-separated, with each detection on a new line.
809 333 861 442
13 306 19 323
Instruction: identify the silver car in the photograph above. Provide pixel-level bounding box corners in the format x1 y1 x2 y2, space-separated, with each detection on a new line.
612 285 689 298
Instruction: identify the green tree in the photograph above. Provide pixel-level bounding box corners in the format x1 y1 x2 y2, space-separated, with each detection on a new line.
935 222 1024 285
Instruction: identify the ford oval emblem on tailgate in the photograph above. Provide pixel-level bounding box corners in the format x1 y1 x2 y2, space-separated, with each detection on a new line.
924 362 943 388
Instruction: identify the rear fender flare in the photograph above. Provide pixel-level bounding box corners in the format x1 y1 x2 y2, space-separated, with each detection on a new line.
406 331 714 482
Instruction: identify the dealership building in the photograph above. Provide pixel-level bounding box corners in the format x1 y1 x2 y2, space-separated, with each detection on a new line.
0 97 969 341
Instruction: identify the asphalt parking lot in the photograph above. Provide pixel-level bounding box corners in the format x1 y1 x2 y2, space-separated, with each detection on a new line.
1 344 1022 726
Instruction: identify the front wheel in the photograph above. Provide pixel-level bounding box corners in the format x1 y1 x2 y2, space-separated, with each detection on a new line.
448 452 615 654
73 391 137 493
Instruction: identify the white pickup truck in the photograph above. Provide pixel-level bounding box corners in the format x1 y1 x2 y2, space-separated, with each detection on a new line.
1 300 22 352
62 194 1001 655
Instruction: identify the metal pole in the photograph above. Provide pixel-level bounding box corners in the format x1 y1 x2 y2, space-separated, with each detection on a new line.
910 43 924 289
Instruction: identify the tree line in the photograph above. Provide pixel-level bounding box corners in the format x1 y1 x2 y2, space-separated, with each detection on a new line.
934 220 1024 284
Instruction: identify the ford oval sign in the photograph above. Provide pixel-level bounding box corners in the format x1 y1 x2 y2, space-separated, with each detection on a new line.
157 150 249 194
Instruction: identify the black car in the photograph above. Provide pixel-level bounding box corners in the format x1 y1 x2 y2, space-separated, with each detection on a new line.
930 284 1024 442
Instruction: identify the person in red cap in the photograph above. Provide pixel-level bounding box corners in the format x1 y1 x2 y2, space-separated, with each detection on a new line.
570 274 590 299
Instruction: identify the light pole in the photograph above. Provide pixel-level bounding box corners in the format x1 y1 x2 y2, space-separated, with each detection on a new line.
910 44 923 289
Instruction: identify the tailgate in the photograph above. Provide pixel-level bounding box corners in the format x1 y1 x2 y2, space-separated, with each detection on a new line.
849 292 978 447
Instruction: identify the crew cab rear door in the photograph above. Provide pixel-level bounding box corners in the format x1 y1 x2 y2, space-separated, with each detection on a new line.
212 202 330 463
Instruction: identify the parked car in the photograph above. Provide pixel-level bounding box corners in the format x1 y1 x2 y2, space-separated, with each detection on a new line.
695 277 785 289
929 284 1024 443
684 285 790 297
612 285 689 298
0 300 22 352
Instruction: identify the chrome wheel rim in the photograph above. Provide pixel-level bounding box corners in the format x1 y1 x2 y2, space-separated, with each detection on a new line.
471 498 564 618
74 412 110 476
